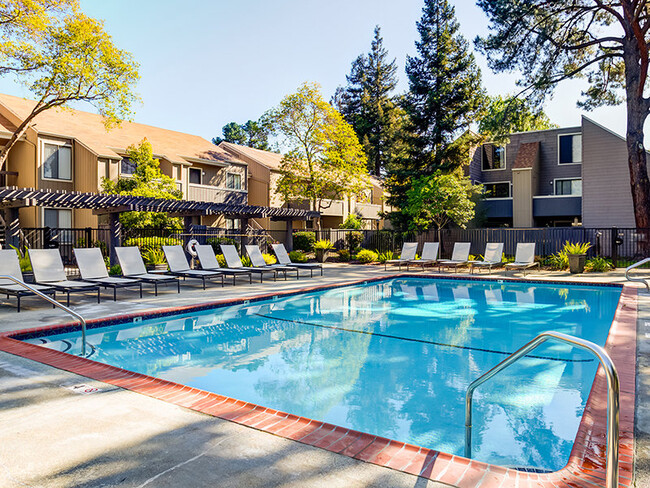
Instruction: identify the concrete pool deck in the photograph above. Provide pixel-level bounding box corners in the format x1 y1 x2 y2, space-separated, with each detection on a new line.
0 263 648 487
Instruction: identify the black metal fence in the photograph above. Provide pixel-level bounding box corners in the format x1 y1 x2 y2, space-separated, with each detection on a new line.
19 227 111 265
298 227 650 268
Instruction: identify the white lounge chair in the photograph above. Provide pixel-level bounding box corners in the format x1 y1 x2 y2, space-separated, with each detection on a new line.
245 245 299 279
28 249 101 306
0 249 56 312
74 248 143 300
407 242 439 271
271 243 323 277
194 244 252 285
384 242 418 271
438 242 471 272
505 243 540 276
115 246 180 295
221 244 278 282
162 245 224 289
471 243 504 274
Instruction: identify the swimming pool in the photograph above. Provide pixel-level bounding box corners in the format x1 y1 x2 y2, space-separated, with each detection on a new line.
22 277 622 472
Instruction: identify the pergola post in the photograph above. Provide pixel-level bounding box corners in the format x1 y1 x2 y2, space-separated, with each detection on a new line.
183 216 193 261
5 207 20 249
285 219 294 252
108 213 122 266
241 217 249 249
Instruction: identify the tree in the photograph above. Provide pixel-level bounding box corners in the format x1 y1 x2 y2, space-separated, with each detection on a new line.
404 0 485 172
265 82 370 229
476 0 650 228
0 5 139 170
479 95 557 144
334 26 408 176
405 171 482 240
212 118 271 150
102 139 182 229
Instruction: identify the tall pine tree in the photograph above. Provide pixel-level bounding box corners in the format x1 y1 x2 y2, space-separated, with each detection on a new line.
386 0 484 230
334 26 407 176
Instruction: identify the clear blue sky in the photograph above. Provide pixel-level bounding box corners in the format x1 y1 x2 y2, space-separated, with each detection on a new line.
0 0 631 140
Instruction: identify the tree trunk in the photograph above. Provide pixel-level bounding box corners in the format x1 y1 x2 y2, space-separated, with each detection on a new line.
623 44 650 229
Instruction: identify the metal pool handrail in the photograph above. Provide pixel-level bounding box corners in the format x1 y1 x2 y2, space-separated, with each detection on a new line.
625 257 650 291
464 331 619 488
0 275 88 357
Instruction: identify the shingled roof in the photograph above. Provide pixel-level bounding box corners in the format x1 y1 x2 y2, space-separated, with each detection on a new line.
513 142 540 169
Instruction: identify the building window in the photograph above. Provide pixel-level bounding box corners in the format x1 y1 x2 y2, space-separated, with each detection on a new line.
42 142 72 180
120 157 137 175
555 178 582 196
189 168 202 185
44 208 72 228
481 144 506 170
226 218 240 230
484 182 511 199
558 134 582 164
226 172 242 190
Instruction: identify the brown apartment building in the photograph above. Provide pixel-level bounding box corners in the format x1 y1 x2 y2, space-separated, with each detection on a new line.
218 141 390 231
0 93 248 230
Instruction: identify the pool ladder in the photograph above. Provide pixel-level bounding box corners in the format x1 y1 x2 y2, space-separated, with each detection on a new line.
0 275 88 357
625 257 650 291
464 331 620 488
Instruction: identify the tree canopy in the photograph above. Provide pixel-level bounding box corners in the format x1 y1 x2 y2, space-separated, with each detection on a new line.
265 82 370 228
479 95 557 144
0 2 140 169
102 139 182 229
212 119 272 150
333 26 408 176
476 0 650 228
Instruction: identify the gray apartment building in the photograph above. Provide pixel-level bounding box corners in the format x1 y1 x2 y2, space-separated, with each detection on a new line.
469 116 638 228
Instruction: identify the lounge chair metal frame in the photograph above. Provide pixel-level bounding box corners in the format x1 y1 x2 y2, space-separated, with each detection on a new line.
221 245 278 282
470 243 505 275
438 243 472 273
245 245 299 279
271 244 323 277
162 245 224 289
0 250 56 312
504 243 540 277
385 242 418 271
74 247 143 300
194 244 253 286
115 247 180 295
407 242 439 271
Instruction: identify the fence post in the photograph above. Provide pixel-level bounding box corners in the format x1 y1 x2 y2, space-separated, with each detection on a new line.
611 227 618 268
108 213 122 266
285 220 294 252
84 227 92 247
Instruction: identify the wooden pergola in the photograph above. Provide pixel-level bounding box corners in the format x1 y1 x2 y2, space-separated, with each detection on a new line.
0 187 319 263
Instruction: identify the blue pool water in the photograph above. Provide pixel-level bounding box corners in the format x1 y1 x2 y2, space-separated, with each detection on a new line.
26 278 621 471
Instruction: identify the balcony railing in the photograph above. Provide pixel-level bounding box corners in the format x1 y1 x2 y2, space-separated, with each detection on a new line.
319 199 345 217
187 184 247 205
356 203 382 220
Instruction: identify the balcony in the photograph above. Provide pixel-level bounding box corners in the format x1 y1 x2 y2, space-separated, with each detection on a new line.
356 203 383 220
533 196 581 217
479 198 513 219
187 184 247 205
319 199 345 217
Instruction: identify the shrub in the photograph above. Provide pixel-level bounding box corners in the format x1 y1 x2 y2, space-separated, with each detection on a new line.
293 231 316 252
262 253 277 265
377 250 394 264
206 237 238 254
356 249 378 263
142 247 166 265
214 254 227 267
338 249 351 261
124 236 182 250
9 245 31 273
241 255 252 267
563 241 591 254
345 231 364 251
76 238 108 257
340 214 363 230
108 264 122 276
289 250 308 263
585 256 613 272
548 250 569 270
314 239 333 250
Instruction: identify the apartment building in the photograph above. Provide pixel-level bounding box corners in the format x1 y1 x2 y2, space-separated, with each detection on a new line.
0 93 248 229
218 141 389 231
470 116 638 228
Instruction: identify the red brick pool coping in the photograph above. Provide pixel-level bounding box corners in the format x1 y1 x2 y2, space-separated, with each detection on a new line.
0 275 637 488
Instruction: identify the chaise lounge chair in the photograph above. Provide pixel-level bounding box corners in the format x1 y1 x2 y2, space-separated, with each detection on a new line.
471 243 504 274
407 242 439 271
245 245 299 279
74 247 143 300
221 244 278 282
28 249 101 306
162 245 224 289
0 249 56 312
194 244 252 286
504 243 540 276
272 243 323 277
115 246 180 295
438 242 471 272
384 242 418 271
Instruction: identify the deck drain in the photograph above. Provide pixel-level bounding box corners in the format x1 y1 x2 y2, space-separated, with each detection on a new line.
64 384 103 394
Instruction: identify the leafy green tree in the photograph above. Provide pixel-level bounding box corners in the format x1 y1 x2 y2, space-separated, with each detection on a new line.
405 171 482 240
212 118 271 150
0 4 139 169
266 82 370 229
479 95 557 144
334 26 408 176
102 139 182 229
476 0 650 228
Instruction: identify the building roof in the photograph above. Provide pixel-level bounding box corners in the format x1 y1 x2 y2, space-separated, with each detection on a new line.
0 93 241 166
513 142 540 169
